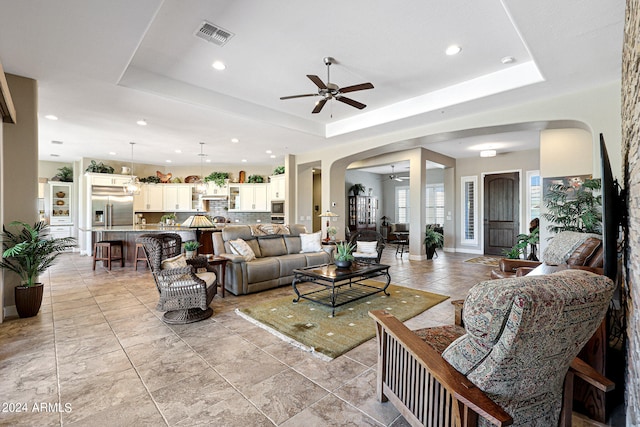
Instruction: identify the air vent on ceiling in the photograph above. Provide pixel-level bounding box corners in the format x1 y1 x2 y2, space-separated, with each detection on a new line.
51 140 64 145
194 21 234 46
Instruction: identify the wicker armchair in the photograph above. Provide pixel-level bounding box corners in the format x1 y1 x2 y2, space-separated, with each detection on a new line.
349 230 385 264
137 233 217 324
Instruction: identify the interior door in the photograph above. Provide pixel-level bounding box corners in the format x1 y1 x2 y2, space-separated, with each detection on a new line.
484 172 519 256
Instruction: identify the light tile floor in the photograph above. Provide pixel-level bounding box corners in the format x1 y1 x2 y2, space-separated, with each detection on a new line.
0 248 623 426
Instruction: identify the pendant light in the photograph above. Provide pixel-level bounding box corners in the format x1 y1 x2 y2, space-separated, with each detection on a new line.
194 142 208 195
123 142 141 195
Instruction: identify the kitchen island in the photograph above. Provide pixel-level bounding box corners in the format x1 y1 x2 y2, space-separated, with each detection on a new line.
89 226 222 265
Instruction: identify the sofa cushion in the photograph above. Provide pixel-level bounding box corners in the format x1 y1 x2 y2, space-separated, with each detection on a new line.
195 271 216 286
229 238 257 261
284 235 302 254
300 231 322 253
542 231 602 265
277 254 308 277
303 251 331 266
288 224 307 236
246 258 280 283
258 235 288 257
391 223 409 233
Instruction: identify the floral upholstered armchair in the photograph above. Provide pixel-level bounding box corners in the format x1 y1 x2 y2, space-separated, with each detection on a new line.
370 269 614 426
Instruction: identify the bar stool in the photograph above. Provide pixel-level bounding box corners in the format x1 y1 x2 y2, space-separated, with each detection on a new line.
93 240 124 270
134 243 147 270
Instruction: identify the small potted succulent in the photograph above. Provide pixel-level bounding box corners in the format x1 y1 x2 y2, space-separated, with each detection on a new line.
334 241 355 269
183 240 201 259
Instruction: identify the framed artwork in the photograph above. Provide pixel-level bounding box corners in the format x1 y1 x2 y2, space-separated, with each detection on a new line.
542 174 592 201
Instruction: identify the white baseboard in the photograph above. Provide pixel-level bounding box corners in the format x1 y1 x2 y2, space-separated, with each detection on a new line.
454 248 484 255
4 305 17 319
408 254 426 261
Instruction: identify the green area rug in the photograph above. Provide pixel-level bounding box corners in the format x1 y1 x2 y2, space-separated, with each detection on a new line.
464 256 501 267
236 282 448 360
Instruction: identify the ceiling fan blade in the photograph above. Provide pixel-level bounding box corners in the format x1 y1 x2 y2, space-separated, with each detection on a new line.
280 94 318 100
336 96 366 110
394 177 403 182
307 75 327 90
339 82 374 94
312 98 328 114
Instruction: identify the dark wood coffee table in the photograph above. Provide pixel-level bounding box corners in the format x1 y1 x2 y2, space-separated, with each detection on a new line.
292 263 391 316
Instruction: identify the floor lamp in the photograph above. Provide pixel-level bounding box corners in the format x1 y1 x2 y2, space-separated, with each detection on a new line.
319 210 339 242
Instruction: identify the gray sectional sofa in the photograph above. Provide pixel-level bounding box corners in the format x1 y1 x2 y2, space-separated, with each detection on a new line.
211 224 331 295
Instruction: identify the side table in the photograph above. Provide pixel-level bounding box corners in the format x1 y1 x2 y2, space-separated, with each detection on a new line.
208 256 227 298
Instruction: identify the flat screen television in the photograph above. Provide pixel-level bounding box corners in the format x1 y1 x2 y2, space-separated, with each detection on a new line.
600 133 626 281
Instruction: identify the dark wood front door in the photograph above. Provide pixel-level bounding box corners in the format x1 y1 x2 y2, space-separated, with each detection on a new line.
484 172 519 256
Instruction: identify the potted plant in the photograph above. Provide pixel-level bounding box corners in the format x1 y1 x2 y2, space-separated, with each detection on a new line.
160 213 176 225
204 172 230 188
327 226 337 241
349 183 365 196
334 241 355 269
183 240 201 259
273 166 285 175
53 166 73 182
0 221 76 317
543 178 602 234
423 226 444 260
85 160 115 174
247 174 264 183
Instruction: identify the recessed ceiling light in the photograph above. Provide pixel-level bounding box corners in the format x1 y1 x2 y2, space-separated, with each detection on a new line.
45 115 58 120
445 45 462 56
166 160 172 163
50 154 60 157
205 159 211 163
212 61 226 70
231 138 239 143
136 119 147 126
270 155 276 159
175 149 182 153
109 151 116 155
501 56 516 64
241 159 247 163
265 150 272 154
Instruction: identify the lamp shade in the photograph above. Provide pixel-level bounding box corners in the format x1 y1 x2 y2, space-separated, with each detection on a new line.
319 210 339 218
182 214 214 228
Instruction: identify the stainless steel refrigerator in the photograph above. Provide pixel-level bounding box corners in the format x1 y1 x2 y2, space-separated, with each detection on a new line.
91 186 134 227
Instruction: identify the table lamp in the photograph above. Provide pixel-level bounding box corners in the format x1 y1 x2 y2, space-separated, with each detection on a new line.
319 210 339 241
182 214 215 252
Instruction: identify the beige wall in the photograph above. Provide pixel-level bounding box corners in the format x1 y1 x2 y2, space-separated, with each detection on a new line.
1 74 38 318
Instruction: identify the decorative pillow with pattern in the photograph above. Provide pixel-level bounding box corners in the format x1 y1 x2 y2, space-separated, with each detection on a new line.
356 240 377 254
542 231 602 265
229 238 257 261
161 253 188 270
300 231 322 253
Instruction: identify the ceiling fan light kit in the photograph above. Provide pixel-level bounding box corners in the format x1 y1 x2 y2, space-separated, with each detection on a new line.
280 57 374 114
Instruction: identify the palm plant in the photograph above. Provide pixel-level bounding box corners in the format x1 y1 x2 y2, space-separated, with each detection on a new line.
543 178 602 234
0 221 76 286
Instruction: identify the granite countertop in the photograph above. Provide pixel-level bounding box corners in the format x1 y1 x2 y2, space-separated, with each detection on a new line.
86 225 223 232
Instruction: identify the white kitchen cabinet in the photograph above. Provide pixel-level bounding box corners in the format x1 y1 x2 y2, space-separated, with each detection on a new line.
228 184 269 212
87 173 132 187
163 184 193 211
206 181 228 197
269 175 285 200
134 184 164 211
49 182 73 225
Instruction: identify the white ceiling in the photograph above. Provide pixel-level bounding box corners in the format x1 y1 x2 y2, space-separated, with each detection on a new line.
0 0 624 168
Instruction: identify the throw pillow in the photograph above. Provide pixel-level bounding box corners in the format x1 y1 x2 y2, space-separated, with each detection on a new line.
161 253 187 270
229 238 257 261
300 231 322 253
542 231 602 265
356 240 378 254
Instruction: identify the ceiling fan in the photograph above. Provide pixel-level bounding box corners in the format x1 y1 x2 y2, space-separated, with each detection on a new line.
280 57 374 114
388 165 409 182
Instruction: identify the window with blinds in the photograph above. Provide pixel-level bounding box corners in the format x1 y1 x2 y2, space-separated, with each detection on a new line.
461 176 477 244
425 184 445 225
396 186 410 223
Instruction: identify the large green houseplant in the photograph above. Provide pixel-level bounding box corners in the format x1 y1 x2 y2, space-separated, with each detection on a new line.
543 178 602 234
0 221 76 317
423 226 444 260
